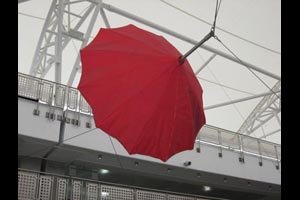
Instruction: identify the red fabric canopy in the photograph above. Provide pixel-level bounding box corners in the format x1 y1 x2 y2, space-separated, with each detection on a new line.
78 24 205 161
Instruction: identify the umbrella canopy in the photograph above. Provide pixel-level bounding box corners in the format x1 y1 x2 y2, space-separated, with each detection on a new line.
78 24 205 161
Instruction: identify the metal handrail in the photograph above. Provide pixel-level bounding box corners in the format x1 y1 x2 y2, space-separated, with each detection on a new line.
18 72 281 162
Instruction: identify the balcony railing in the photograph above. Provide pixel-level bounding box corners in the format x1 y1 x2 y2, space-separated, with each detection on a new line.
18 73 281 164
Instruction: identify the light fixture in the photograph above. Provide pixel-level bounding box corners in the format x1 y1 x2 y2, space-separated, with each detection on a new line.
183 161 191 166
223 177 227 183
203 186 211 192
167 168 172 173
98 155 102 160
134 161 139 166
99 169 110 174
101 191 109 197
196 173 201 178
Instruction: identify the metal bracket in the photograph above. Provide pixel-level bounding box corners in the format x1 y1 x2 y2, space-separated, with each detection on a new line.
239 157 245 163
86 122 91 128
46 112 56 120
33 109 40 116
71 119 80 126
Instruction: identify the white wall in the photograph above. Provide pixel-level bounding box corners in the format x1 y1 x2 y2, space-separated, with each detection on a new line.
18 98 281 185
18 98 61 142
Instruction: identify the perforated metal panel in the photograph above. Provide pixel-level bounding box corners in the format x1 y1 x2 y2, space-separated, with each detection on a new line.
167 194 195 200
100 184 134 200
39 81 53 104
137 190 166 200
18 171 38 199
86 182 99 200
18 74 40 99
72 180 82 200
57 178 67 200
38 175 53 200
79 95 91 114
67 88 78 110
54 85 66 108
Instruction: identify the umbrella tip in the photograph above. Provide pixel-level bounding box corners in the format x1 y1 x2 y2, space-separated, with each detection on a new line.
178 56 185 64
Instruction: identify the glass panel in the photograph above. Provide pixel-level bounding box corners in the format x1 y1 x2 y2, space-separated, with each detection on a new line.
198 126 219 144
260 142 276 158
220 131 240 150
242 136 259 154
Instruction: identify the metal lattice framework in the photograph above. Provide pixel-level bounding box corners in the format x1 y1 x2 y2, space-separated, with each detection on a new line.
238 81 281 137
29 0 103 84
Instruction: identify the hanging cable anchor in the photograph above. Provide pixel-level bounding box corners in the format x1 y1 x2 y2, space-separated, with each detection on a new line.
179 29 215 64
179 0 220 64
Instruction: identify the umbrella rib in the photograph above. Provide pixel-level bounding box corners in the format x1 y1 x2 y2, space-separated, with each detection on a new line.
168 68 196 157
130 67 178 155
100 68 175 155
83 48 172 58
107 27 172 55
98 65 176 128
79 54 175 92
166 69 180 157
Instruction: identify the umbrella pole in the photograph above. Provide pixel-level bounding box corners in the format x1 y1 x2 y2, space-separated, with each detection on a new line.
179 30 214 63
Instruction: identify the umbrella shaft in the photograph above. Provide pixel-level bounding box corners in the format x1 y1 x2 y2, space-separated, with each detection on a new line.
179 31 214 63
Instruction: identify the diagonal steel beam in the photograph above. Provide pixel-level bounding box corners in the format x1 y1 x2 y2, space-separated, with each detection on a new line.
204 90 280 110
238 81 281 135
195 54 216 75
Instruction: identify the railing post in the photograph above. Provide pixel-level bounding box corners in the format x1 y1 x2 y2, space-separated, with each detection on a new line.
258 140 263 166
33 79 42 116
274 145 280 170
196 138 201 153
238 134 245 163
45 81 56 120
217 130 222 158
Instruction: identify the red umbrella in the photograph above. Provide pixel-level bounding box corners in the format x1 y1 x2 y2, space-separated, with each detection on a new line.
78 24 206 161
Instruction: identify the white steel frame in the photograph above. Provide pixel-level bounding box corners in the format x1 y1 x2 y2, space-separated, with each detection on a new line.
238 81 281 136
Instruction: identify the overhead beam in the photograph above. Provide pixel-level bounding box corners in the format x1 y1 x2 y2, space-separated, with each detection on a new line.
195 54 216 75
102 3 280 80
259 129 281 140
204 90 280 110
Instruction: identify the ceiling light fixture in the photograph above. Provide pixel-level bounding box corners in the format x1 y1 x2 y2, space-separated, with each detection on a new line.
99 169 109 174
203 186 211 192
